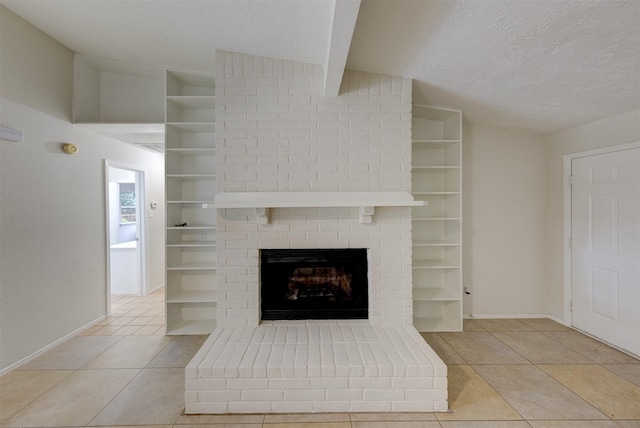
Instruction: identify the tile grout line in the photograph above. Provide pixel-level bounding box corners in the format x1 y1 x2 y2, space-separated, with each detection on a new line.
15 294 632 426
0 370 75 425
432 326 527 423
497 323 612 421
83 367 145 427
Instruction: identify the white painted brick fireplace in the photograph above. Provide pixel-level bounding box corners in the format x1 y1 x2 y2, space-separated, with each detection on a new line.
185 51 447 414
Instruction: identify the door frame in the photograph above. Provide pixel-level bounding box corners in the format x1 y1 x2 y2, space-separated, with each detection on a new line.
563 141 640 325
104 160 147 316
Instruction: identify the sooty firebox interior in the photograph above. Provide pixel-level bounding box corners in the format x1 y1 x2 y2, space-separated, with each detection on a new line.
260 249 368 320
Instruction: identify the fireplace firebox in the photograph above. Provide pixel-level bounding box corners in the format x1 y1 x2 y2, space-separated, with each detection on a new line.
260 249 368 320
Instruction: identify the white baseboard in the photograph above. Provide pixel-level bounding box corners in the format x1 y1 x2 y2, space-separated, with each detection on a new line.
547 314 570 326
463 314 551 319
0 315 106 376
467 313 570 326
148 282 165 294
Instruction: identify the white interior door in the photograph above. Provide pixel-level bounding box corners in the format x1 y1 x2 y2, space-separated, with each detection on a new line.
571 147 640 356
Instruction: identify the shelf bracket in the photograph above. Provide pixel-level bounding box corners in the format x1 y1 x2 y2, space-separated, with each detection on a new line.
359 206 375 224
256 207 270 225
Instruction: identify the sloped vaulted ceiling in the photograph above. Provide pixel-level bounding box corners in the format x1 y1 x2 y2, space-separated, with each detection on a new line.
2 0 639 133
347 0 640 133
0 0 335 73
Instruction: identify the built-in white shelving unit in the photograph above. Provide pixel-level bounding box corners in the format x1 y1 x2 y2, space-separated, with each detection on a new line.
412 105 463 332
164 70 217 335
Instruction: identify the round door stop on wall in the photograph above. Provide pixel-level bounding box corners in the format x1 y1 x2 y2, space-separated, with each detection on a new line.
62 143 78 154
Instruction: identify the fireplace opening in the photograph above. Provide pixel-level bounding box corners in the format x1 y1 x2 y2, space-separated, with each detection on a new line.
260 249 368 320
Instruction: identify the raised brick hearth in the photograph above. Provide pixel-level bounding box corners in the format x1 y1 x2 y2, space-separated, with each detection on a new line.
186 322 447 413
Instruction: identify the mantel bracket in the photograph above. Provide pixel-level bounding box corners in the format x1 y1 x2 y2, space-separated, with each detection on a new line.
359 206 374 224
256 207 270 225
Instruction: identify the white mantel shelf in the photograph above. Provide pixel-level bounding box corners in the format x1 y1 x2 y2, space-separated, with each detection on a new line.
214 191 426 224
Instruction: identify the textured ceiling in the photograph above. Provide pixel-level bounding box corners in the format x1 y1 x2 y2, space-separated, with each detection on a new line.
2 0 639 134
348 0 640 133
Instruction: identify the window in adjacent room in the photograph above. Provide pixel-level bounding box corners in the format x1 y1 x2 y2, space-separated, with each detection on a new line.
119 183 136 224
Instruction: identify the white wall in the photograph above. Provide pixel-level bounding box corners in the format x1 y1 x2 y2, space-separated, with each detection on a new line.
0 98 166 371
99 71 165 123
462 123 549 317
0 6 165 372
0 6 72 122
546 110 640 320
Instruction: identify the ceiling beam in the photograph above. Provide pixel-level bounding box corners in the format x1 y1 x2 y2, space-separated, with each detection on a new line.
323 0 361 97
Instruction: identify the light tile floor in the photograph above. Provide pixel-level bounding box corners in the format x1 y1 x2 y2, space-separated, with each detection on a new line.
1 289 639 427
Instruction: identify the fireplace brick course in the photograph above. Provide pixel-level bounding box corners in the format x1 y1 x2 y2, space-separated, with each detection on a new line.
185 50 447 414
186 323 447 413
215 53 414 327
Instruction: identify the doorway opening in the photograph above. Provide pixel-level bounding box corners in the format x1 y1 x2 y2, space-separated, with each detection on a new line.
105 162 146 308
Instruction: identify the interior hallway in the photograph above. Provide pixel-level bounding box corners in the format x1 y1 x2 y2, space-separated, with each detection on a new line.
1 289 639 427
